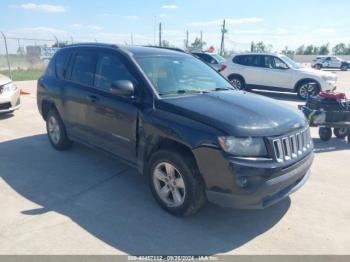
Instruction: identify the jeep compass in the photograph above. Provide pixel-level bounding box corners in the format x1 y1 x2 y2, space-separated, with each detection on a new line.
37 44 314 216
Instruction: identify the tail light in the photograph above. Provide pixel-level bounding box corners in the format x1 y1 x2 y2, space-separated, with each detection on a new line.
218 64 227 72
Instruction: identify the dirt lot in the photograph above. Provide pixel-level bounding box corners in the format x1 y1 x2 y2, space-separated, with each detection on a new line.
0 71 349 255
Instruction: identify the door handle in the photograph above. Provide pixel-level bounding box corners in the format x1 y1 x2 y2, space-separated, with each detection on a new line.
87 95 99 103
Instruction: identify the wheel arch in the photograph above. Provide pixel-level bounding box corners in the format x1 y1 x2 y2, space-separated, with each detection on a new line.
227 73 245 83
41 99 57 121
294 78 321 92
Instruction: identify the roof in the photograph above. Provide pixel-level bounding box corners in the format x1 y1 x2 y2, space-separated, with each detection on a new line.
63 43 190 57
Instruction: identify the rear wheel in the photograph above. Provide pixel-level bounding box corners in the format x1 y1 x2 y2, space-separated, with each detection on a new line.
319 127 332 141
297 81 319 100
147 149 206 216
46 108 73 151
334 128 349 139
229 75 245 90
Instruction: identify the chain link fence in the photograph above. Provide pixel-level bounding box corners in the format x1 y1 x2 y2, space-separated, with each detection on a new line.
0 32 60 81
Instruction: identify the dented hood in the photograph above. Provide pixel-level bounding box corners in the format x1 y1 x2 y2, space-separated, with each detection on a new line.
157 91 307 137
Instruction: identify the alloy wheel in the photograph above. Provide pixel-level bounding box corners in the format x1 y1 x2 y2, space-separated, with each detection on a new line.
153 162 186 207
48 116 61 144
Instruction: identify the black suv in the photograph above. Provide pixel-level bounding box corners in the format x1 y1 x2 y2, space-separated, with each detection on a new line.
37 43 314 216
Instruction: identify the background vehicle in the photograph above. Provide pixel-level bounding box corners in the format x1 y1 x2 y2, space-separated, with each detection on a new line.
220 53 337 99
37 44 314 216
0 74 21 114
191 51 226 71
311 56 350 71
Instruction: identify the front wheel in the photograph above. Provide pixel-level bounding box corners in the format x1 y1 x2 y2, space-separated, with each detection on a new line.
147 149 206 216
341 65 348 71
297 81 319 100
314 64 322 70
46 108 73 151
319 127 332 141
334 128 349 139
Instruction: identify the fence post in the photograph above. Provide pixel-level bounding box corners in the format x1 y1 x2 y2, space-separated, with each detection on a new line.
0 31 12 79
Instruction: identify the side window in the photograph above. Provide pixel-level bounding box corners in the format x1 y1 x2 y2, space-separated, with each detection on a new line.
55 50 69 80
70 51 96 86
263 56 288 69
233 55 245 65
94 52 136 92
44 56 56 77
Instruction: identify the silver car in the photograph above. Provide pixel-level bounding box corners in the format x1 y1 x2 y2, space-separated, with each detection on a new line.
0 74 20 114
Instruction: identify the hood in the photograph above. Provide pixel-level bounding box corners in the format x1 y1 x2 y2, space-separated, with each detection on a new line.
157 91 307 137
0 74 11 86
297 67 334 77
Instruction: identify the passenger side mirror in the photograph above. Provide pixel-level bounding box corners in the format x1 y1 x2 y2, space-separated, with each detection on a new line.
110 80 135 97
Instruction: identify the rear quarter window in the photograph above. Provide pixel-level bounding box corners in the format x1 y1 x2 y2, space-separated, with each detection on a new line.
55 50 70 80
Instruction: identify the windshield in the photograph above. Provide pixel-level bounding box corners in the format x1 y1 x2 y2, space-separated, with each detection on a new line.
279 55 302 69
211 54 226 63
135 55 233 97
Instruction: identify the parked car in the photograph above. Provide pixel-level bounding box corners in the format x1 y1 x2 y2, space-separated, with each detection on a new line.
191 51 225 71
311 56 349 71
37 44 314 216
220 53 337 99
0 74 21 114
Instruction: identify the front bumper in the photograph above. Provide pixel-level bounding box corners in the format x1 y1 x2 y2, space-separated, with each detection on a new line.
194 145 314 209
320 80 337 91
0 88 21 113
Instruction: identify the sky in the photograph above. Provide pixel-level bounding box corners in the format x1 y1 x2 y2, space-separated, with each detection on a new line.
1 0 350 52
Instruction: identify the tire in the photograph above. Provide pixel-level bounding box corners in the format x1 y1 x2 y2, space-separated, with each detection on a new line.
315 64 322 70
341 65 348 71
334 128 349 139
46 108 73 151
228 75 245 90
147 149 206 216
319 127 332 141
297 80 320 100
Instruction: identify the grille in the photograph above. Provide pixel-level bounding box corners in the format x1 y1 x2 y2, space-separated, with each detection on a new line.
272 128 312 163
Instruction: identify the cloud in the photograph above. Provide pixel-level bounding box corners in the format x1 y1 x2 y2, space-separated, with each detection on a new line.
18 3 66 13
162 4 178 9
313 28 337 34
69 24 102 31
124 15 140 20
187 17 263 27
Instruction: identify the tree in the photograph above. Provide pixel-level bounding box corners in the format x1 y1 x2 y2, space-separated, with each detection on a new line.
304 45 315 55
190 37 206 50
318 43 330 55
296 45 305 55
332 43 349 55
282 46 295 57
161 40 170 47
252 41 273 53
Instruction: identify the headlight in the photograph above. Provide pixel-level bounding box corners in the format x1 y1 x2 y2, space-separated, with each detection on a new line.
218 136 267 157
321 75 336 82
2 83 18 92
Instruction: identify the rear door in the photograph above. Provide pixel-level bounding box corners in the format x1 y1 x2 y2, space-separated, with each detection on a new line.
62 49 97 141
86 50 139 162
234 55 265 86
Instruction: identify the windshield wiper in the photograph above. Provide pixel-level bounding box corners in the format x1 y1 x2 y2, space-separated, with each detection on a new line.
159 89 209 96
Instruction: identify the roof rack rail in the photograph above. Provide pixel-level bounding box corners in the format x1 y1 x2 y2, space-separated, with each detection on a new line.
66 42 119 48
143 45 187 53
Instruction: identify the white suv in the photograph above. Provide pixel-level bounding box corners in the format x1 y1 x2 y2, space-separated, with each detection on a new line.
220 53 337 99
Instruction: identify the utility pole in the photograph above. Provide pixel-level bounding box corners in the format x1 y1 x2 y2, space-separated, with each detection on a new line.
159 22 162 47
186 30 189 50
220 19 226 56
200 30 203 51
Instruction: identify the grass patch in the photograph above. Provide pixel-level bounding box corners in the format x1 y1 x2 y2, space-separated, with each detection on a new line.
0 69 44 81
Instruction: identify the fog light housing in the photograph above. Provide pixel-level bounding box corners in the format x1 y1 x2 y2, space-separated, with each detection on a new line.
236 176 248 188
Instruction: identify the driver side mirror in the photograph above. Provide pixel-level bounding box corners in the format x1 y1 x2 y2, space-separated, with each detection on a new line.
110 80 135 97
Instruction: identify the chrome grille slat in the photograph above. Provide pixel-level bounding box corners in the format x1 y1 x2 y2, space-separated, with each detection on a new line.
271 128 312 163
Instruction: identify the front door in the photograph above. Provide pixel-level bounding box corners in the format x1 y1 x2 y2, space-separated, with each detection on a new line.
260 55 293 90
86 51 139 162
